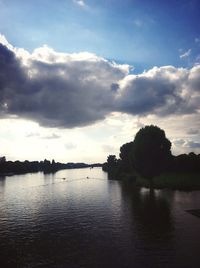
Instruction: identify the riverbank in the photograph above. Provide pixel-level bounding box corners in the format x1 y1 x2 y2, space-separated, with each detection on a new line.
107 171 200 191
0 160 102 176
136 172 200 191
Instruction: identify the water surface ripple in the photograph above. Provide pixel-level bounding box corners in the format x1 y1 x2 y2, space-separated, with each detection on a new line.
0 168 200 267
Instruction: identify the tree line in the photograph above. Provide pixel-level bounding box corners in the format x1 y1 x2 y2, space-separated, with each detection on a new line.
102 125 200 184
0 157 102 175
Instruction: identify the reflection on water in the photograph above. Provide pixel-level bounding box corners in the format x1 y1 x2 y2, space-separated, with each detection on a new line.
0 168 200 268
120 183 175 267
0 175 5 188
121 184 174 236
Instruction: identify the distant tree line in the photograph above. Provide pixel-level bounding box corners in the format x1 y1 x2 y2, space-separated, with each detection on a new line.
0 157 102 175
102 125 200 183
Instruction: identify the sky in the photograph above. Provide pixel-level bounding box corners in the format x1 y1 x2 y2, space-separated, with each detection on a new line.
0 0 200 163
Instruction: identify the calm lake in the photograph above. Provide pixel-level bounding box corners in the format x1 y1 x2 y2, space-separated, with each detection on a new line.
0 167 200 268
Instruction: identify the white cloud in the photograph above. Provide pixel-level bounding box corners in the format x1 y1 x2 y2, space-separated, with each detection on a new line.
172 138 200 154
117 65 200 116
26 132 40 138
0 34 200 161
0 35 200 130
73 0 86 8
0 33 14 50
0 35 130 128
185 140 200 148
180 48 192 59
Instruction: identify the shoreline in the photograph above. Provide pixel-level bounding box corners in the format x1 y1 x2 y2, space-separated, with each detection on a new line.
107 171 200 191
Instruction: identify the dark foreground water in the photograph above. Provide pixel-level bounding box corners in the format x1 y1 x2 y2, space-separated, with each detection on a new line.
0 168 200 268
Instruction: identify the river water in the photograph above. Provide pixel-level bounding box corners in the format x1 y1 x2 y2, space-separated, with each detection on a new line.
0 168 200 268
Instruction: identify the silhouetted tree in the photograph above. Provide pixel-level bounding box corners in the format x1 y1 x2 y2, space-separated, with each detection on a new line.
107 155 117 167
102 155 120 179
132 125 172 188
0 156 6 163
0 157 95 175
119 142 134 172
172 152 200 172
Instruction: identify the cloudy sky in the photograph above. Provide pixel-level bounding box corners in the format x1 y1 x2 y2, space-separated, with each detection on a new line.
0 0 200 163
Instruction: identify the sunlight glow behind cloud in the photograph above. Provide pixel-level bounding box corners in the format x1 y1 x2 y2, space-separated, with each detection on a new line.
0 34 200 161
0 35 200 130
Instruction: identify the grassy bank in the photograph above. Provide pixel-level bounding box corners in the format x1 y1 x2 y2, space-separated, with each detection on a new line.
136 172 200 190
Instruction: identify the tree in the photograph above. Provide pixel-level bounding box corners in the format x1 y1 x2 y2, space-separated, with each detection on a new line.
119 142 134 172
0 156 6 163
102 155 119 179
107 155 118 168
132 125 171 187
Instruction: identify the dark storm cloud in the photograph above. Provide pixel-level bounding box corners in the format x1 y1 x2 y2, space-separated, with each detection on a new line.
0 37 200 128
0 44 27 115
0 42 127 127
116 66 200 116
117 75 179 114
